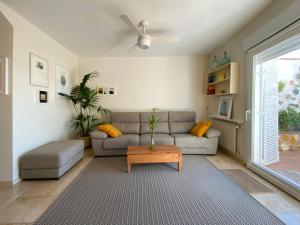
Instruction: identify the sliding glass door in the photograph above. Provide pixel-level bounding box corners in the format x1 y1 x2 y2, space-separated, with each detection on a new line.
245 25 300 200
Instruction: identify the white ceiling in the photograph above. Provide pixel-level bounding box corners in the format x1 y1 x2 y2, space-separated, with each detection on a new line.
2 0 273 57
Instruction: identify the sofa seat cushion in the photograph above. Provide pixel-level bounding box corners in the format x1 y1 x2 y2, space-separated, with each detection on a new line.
140 134 174 145
20 140 84 169
103 134 139 149
172 134 208 148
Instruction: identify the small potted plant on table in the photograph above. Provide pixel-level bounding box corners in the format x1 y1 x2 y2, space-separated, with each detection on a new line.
148 108 159 150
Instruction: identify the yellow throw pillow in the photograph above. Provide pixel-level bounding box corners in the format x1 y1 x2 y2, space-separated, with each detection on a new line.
98 124 122 138
191 121 212 137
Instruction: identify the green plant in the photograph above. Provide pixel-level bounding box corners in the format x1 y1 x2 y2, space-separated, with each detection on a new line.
279 107 300 131
278 80 285 92
59 71 109 137
148 108 159 150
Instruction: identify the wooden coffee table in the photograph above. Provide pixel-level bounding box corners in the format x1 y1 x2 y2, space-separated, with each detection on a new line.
127 145 182 173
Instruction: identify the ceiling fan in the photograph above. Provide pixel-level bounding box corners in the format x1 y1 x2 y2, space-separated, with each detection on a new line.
120 15 180 52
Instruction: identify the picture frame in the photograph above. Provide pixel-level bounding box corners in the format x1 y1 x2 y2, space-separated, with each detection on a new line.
217 95 233 119
30 53 49 87
37 90 48 104
98 86 116 95
55 63 71 96
0 56 8 95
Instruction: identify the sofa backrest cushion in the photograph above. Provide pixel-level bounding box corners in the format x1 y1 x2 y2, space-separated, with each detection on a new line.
169 111 196 134
110 112 140 134
140 112 169 134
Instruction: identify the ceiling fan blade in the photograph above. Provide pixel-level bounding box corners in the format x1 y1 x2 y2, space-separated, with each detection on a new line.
120 15 142 35
126 43 138 53
151 36 180 42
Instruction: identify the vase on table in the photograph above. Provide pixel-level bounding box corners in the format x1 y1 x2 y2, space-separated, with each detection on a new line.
150 134 155 150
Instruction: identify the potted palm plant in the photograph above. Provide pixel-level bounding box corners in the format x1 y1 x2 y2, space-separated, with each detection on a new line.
59 71 109 148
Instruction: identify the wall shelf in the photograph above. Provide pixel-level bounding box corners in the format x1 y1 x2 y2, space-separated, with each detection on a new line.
206 78 230 86
206 62 240 95
209 114 243 125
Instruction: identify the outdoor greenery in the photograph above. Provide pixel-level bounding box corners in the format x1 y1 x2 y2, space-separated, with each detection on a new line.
279 107 300 131
148 108 159 150
278 80 285 92
59 71 109 137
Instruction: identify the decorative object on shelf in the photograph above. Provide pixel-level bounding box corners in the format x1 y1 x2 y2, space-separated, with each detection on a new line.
37 90 48 104
208 74 216 84
218 69 225 81
55 63 71 96
98 86 117 95
59 71 109 147
210 55 218 71
207 86 215 95
219 51 231 66
218 95 233 119
30 53 49 87
148 108 159 150
0 56 9 95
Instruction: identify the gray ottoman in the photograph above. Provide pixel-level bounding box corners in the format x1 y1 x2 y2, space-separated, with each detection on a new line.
20 140 84 179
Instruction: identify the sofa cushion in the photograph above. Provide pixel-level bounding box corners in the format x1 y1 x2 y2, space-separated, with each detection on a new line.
140 134 174 145
20 140 84 169
98 124 122 138
89 130 108 139
172 134 208 148
112 122 140 134
140 122 169 134
111 112 140 123
140 112 169 134
204 128 221 138
169 111 196 122
103 134 139 149
191 121 212 137
169 122 195 134
140 112 168 122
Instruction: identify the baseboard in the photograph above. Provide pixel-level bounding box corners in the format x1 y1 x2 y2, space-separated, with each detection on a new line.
218 146 245 165
0 178 21 186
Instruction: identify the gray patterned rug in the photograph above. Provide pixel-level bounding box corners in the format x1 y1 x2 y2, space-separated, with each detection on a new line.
34 156 284 225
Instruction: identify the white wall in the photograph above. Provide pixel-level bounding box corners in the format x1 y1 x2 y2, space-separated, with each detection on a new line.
0 2 79 182
79 56 208 120
208 0 300 161
0 11 13 182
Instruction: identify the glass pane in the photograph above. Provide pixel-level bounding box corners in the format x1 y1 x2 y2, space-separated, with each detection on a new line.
253 43 300 188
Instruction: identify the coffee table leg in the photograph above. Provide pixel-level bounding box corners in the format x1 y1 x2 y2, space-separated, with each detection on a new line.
178 154 182 172
127 158 131 173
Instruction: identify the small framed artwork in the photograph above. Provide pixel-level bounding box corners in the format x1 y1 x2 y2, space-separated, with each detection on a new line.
98 86 116 95
55 63 70 96
37 90 48 104
0 56 8 95
30 53 49 87
218 96 233 119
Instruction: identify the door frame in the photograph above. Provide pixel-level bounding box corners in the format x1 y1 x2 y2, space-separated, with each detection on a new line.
244 21 300 201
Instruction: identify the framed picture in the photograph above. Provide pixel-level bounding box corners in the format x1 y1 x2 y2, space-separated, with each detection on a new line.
37 90 48 104
55 63 70 96
218 96 233 119
0 57 9 95
30 53 49 87
98 86 116 95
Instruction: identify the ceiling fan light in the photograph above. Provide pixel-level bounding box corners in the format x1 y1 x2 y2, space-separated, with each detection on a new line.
138 36 151 50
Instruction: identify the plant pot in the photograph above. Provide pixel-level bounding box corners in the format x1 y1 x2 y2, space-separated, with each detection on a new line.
79 136 91 149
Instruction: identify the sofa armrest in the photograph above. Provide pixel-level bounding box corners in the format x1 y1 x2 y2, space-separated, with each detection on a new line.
204 128 220 138
89 130 108 139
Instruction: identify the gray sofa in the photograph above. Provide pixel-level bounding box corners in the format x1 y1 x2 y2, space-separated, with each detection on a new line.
90 111 220 156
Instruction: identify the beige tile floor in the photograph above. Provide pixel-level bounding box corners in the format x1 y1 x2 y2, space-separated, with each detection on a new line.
0 149 299 225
